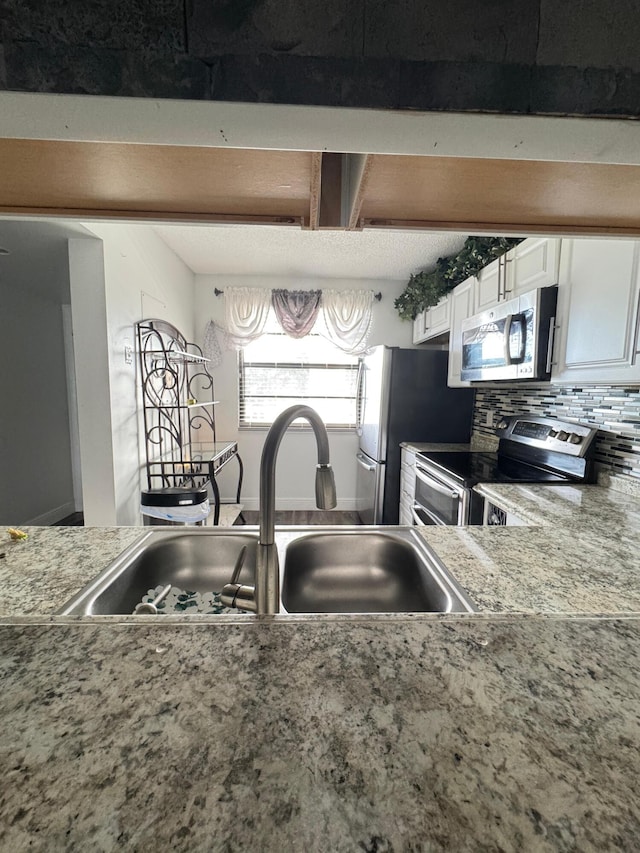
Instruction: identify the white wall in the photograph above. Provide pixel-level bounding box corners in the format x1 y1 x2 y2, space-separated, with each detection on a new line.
68 238 117 525
195 275 416 510
72 224 196 525
0 270 75 524
0 220 96 525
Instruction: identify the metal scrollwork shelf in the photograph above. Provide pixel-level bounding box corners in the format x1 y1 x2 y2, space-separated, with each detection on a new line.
135 318 243 525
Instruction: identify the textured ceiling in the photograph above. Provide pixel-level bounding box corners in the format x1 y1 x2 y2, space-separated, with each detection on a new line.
153 224 468 281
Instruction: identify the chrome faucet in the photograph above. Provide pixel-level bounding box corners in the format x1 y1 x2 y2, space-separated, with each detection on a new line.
221 405 336 614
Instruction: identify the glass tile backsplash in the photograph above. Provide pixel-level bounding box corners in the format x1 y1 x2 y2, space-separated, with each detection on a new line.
473 385 640 480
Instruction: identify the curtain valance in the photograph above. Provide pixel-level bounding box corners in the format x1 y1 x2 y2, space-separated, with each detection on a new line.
206 286 377 357
271 289 322 339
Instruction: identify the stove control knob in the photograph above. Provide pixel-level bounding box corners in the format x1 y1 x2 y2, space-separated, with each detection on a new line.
496 420 508 430
556 430 569 441
568 433 583 445
549 428 559 438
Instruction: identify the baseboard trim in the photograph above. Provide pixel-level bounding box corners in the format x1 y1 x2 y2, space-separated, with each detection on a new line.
26 501 76 526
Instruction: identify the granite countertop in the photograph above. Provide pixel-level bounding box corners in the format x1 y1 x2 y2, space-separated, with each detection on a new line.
0 526 143 616
1 614 639 851
2 474 640 618
400 441 472 453
401 434 498 454
2 473 640 849
417 476 640 615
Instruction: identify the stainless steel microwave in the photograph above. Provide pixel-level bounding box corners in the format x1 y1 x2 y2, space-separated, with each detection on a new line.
460 286 558 382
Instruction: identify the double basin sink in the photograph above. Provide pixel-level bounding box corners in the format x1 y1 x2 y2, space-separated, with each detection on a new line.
59 526 476 616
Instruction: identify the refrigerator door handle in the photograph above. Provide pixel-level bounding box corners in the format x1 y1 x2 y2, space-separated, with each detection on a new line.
356 452 376 472
355 358 365 435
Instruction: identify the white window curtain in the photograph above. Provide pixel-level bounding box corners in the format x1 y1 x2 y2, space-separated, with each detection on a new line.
202 319 225 367
211 286 375 356
224 286 272 349
321 289 374 355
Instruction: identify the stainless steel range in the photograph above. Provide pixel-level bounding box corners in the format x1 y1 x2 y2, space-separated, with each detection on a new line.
412 415 598 527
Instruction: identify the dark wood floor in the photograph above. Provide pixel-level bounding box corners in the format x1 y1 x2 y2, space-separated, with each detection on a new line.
52 512 84 526
235 510 361 526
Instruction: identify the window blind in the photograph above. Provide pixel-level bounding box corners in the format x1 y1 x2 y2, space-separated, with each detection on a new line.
238 311 360 428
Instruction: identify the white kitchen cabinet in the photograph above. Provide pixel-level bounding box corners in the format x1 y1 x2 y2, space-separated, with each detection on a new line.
475 255 503 311
412 294 451 343
510 237 560 295
475 237 560 312
447 276 476 387
399 447 416 525
552 238 640 384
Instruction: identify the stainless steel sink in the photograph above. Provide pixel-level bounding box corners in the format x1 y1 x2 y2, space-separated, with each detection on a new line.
281 528 475 613
59 530 258 615
58 526 475 616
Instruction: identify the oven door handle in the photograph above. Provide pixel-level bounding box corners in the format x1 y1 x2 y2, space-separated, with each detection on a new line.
415 466 460 499
411 503 446 526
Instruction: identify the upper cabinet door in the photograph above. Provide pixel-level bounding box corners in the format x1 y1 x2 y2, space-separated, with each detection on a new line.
507 237 561 298
412 309 428 344
475 256 502 311
552 239 640 384
475 238 561 313
412 294 451 344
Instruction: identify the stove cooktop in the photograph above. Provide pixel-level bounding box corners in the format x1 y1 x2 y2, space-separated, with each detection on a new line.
417 451 573 487
417 416 598 489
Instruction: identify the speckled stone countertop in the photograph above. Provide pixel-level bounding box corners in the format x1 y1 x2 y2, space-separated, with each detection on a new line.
401 432 499 454
2 473 640 618
2 473 640 849
0 526 143 615
416 477 640 614
1 615 639 851
401 441 472 453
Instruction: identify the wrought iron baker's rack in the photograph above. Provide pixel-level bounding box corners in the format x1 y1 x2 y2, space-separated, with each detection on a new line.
135 318 243 523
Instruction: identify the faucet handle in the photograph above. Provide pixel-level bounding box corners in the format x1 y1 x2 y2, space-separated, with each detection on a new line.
315 464 337 510
220 582 256 612
229 545 247 585
220 545 257 612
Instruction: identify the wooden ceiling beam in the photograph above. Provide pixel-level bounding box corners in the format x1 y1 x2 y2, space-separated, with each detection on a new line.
0 138 312 222
361 219 640 237
346 154 373 231
308 151 322 230
318 153 343 229
359 154 640 233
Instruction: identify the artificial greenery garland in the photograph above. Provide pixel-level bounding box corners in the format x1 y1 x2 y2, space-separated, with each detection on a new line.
394 236 523 321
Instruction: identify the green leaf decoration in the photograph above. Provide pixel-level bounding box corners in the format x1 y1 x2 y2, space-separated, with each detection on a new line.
394 236 523 321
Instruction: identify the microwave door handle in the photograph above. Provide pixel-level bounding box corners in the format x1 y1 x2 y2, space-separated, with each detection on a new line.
411 503 445 526
503 312 527 364
513 313 527 363
503 313 514 364
415 466 460 499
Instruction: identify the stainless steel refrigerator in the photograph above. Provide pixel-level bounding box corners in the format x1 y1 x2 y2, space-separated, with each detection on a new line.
355 346 475 524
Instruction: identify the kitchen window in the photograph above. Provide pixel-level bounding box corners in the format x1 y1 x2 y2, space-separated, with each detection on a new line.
239 311 360 428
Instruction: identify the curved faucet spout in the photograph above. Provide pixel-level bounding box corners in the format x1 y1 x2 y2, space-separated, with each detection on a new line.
256 405 336 614
221 405 336 615
259 405 336 546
